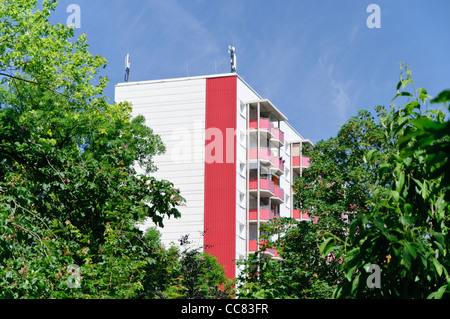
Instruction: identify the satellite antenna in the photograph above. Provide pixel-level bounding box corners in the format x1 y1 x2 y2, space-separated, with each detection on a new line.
124 53 130 82
228 45 236 73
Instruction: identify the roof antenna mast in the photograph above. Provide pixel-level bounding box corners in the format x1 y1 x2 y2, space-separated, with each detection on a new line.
124 53 131 82
228 45 236 73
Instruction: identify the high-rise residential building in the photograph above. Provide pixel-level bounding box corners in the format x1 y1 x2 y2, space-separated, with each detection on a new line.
115 73 313 279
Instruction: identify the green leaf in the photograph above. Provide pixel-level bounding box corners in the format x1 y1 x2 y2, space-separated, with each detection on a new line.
404 242 417 260
427 285 447 299
402 246 412 270
319 237 339 257
401 79 413 89
432 258 443 277
400 215 415 226
430 89 450 104
391 91 413 101
351 274 360 295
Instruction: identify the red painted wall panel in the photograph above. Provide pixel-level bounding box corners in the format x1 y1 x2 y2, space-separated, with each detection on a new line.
204 76 237 279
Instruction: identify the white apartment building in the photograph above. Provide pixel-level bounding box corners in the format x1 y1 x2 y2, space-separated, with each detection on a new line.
115 73 312 278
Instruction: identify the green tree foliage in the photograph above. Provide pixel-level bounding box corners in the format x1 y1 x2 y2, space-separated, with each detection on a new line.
238 64 449 299
162 235 234 299
329 65 450 298
0 0 190 298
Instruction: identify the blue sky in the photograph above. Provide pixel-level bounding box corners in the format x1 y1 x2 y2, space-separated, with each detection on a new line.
50 0 450 144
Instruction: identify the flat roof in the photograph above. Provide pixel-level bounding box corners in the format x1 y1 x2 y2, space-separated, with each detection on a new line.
116 72 307 140
115 72 238 87
247 99 288 122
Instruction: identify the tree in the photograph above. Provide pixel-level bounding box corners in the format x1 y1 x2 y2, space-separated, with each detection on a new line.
161 235 234 299
237 64 449 300
0 0 184 298
328 65 449 298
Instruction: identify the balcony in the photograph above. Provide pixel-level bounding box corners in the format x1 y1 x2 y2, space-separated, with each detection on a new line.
293 209 317 223
292 156 310 168
249 178 274 197
248 240 280 258
271 156 285 175
293 209 310 220
270 128 284 146
271 186 284 204
249 118 274 137
249 148 274 166
249 209 278 221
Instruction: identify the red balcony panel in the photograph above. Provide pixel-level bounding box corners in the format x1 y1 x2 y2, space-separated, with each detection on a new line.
293 209 318 223
249 119 274 132
267 248 280 258
249 240 268 251
261 179 274 194
261 209 274 220
302 156 310 167
292 156 310 168
249 240 258 251
249 241 279 257
249 179 274 194
293 209 310 220
260 149 274 163
249 209 278 221
271 128 285 145
249 148 274 163
272 157 284 173
273 186 284 201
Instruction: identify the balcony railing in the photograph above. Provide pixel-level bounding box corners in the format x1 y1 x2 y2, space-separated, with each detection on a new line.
293 209 310 220
249 119 285 147
249 118 274 134
293 209 317 223
271 127 284 146
248 240 280 258
271 156 284 175
249 178 275 195
249 148 274 166
272 186 284 203
249 209 278 221
292 156 310 168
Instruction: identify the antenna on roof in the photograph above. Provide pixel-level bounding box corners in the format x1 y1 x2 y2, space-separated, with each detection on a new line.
124 53 130 82
228 45 236 73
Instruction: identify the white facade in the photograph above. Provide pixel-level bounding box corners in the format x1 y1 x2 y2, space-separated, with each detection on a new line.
115 76 207 248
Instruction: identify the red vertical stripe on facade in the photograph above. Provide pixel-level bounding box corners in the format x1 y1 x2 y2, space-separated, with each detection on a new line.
204 76 237 279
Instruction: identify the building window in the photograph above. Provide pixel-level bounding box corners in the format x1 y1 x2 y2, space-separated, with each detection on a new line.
239 162 246 176
239 101 246 118
238 223 245 238
239 130 246 147
238 191 245 207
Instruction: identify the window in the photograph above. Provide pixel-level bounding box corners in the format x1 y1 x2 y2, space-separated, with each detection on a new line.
239 162 246 176
238 223 245 238
239 130 246 147
239 101 246 118
238 191 245 207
